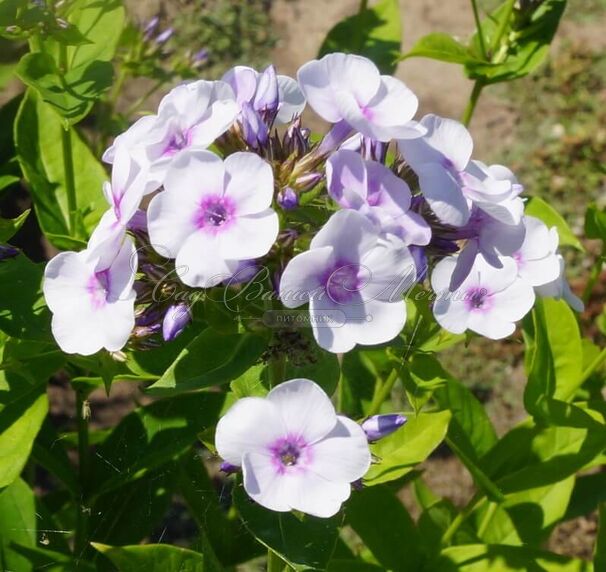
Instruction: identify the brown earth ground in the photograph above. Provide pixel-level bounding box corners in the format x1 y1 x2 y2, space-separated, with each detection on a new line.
32 0 606 563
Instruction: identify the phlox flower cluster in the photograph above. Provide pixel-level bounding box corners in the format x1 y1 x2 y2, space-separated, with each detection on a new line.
41 52 583 518
43 52 581 357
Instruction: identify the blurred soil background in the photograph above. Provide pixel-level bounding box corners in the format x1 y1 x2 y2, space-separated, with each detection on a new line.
2 0 606 563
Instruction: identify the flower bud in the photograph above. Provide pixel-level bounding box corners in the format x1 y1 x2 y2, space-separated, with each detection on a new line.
220 461 239 475
143 16 159 40
254 65 279 118
0 244 19 261
155 27 174 45
241 102 269 149
362 414 407 442
162 304 192 342
277 187 298 210
295 172 322 192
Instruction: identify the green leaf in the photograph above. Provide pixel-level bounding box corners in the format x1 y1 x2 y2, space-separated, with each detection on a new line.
61 0 125 69
146 329 267 396
89 467 175 546
596 504 606 572
0 478 36 572
0 254 52 340
346 485 424 571
565 473 606 521
585 203 606 242
233 484 340 570
319 0 401 74
402 33 481 65
0 366 48 488
466 0 567 84
525 196 584 251
92 543 206 572
16 52 113 125
14 90 107 245
0 0 25 27
0 209 29 243
10 545 96 572
89 391 225 494
285 344 340 396
177 451 261 566
364 410 451 485
482 410 606 494
524 298 583 402
436 543 593 571
474 476 575 545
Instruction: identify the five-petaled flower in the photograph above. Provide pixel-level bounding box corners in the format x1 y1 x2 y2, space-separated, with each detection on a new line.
215 378 371 517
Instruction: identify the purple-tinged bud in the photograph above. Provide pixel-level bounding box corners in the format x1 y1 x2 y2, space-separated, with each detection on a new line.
133 323 162 338
351 479 364 491
0 244 19 261
135 306 163 327
409 246 428 281
241 102 268 149
254 65 279 118
317 119 353 156
362 414 407 442
223 260 259 286
220 461 239 475
295 172 322 192
162 304 192 342
127 209 147 232
361 137 387 163
192 48 209 65
277 187 298 210
143 16 159 40
155 27 174 45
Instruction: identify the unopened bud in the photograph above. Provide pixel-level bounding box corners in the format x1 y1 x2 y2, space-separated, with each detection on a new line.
361 414 407 442
162 304 192 342
0 244 19 261
220 461 239 475
277 187 298 210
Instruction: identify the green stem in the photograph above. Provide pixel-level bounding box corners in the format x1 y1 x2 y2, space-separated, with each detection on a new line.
470 0 488 60
442 492 485 545
367 369 399 416
490 0 516 54
582 249 605 304
267 549 285 572
61 125 78 237
268 353 286 389
477 501 497 538
358 0 369 13
461 80 484 126
74 390 90 557
580 346 606 385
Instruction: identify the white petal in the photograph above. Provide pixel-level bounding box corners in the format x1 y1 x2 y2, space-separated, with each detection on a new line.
175 232 236 288
276 75 306 123
51 306 106 355
163 149 226 198
466 311 515 339
399 114 472 172
242 451 292 512
218 210 279 260
433 296 470 335
286 469 351 518
96 294 136 351
188 99 239 147
491 277 536 322
224 152 274 214
311 209 377 261
346 298 406 347
416 164 470 226
326 149 368 207
311 416 371 482
267 378 338 443
107 236 138 300
216 397 285 466
43 250 93 312
309 298 357 354
279 246 335 308
221 66 259 105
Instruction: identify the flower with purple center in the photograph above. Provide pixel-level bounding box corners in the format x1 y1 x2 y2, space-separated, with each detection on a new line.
398 114 523 227
215 378 371 517
297 53 424 142
103 80 239 192
43 237 137 355
147 150 279 288
326 149 431 246
431 252 535 340
279 209 416 353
